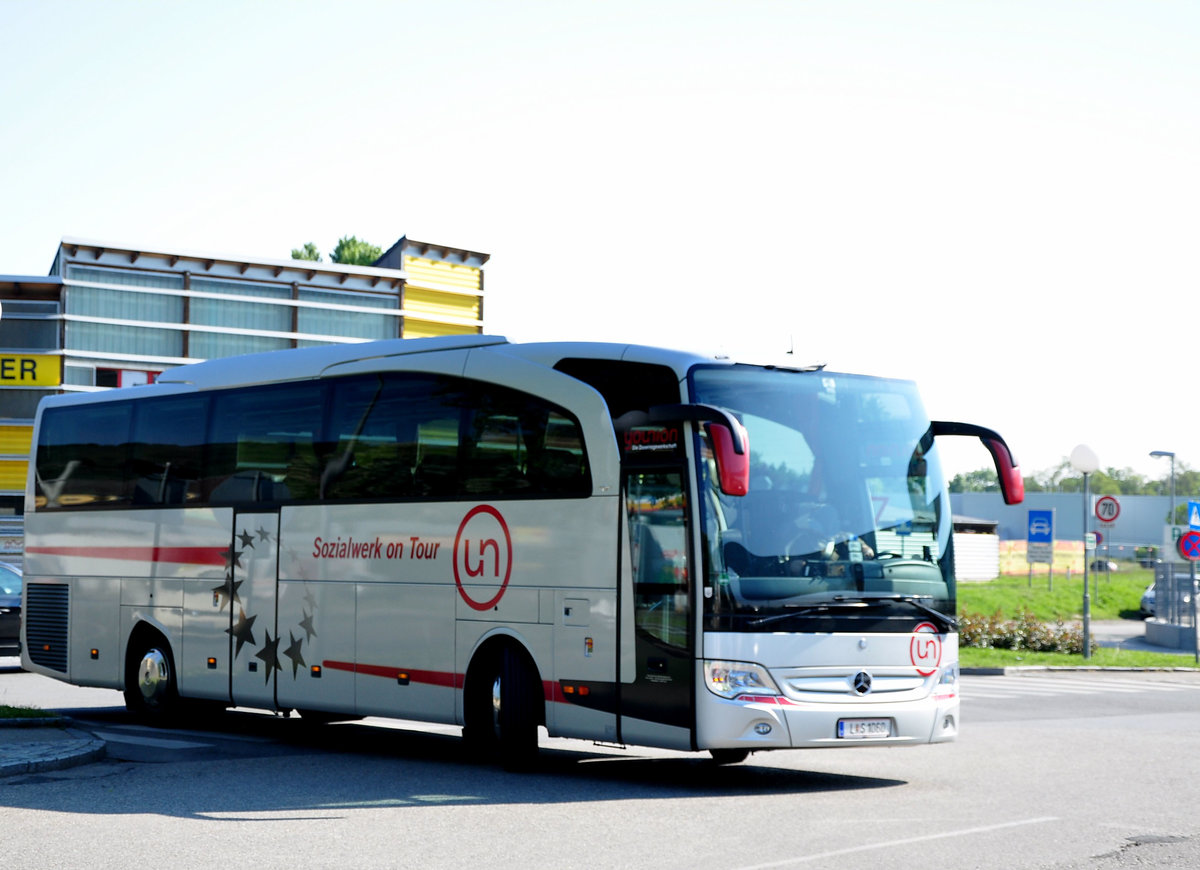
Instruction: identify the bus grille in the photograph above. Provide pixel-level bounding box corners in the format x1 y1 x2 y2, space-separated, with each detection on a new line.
25 583 69 673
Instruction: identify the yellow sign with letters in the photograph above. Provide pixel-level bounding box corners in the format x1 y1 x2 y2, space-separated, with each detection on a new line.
0 354 59 387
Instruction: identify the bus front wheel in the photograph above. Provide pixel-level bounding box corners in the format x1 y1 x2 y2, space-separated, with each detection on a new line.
466 645 541 771
124 637 180 722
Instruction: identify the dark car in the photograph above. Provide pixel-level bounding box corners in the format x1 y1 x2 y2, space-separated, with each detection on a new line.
0 562 21 655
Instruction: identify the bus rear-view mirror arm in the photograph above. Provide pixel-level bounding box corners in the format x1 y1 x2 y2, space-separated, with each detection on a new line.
648 404 750 497
930 421 1025 506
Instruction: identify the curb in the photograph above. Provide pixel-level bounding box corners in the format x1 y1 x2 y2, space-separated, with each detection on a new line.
0 717 107 778
963 665 1200 675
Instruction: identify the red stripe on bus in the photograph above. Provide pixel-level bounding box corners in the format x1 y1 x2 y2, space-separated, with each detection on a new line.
24 545 229 566
323 661 567 705
323 660 465 689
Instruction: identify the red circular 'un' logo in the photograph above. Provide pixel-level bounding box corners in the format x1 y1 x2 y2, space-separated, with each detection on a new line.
453 505 513 611
910 621 943 677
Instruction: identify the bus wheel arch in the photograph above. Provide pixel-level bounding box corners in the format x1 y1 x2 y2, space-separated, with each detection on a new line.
463 635 544 771
123 622 181 722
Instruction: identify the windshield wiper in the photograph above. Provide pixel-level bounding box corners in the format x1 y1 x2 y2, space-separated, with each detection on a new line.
833 594 957 632
747 594 956 632
748 600 870 628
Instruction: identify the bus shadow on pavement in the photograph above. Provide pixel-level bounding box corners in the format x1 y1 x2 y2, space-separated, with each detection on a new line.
6 708 904 816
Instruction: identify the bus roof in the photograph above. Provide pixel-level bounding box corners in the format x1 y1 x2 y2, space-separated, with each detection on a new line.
38 336 829 410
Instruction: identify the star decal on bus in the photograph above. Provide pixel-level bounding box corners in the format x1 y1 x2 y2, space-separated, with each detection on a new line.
221 546 243 570
228 608 257 657
283 631 306 677
299 608 317 643
254 630 282 684
224 524 321 683
212 575 243 610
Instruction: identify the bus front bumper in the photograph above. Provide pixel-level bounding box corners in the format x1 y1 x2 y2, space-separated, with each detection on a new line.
696 690 960 751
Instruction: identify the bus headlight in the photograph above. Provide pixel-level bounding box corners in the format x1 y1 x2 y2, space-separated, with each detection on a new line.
937 662 959 691
703 660 781 699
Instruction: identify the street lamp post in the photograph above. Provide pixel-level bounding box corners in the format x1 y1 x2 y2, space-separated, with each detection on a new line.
1150 450 1176 527
1071 444 1100 660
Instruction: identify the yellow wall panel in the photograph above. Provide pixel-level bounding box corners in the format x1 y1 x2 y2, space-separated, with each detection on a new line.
403 287 481 321
0 425 33 455
402 319 481 339
403 256 482 292
0 460 27 491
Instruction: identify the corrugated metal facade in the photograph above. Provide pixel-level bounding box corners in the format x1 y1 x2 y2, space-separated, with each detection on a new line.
400 253 484 338
0 425 31 454
954 533 1001 581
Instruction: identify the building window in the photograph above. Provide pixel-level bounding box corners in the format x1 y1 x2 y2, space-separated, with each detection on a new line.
66 286 184 323
65 322 184 357
0 390 54 419
96 368 160 388
298 288 398 341
190 278 292 333
188 333 290 358
66 266 184 291
0 319 58 350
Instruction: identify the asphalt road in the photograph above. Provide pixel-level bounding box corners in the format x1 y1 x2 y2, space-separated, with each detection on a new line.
3 663 1200 869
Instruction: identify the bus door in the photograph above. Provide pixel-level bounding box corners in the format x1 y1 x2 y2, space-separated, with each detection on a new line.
620 467 695 750
228 510 282 710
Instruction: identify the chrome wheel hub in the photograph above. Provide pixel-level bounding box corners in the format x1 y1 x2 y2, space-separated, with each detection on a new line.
137 649 170 705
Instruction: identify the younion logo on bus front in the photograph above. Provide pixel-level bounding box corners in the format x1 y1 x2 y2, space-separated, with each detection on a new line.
453 504 513 611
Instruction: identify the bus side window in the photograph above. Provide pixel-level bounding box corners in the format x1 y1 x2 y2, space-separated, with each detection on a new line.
35 402 134 509
207 381 324 505
130 394 209 505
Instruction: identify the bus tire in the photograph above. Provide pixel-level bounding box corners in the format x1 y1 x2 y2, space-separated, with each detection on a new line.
464 644 541 770
123 632 180 723
497 646 540 771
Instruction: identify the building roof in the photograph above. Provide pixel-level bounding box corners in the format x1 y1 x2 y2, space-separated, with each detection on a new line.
57 236 408 289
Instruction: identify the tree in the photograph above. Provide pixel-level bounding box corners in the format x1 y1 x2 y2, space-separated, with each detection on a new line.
951 458 1200 500
949 469 1000 493
291 242 322 262
330 236 382 266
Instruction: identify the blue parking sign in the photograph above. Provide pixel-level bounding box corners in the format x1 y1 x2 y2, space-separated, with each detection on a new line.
1027 510 1054 543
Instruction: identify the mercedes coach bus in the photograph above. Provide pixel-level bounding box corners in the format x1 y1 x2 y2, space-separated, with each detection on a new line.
21 335 1022 768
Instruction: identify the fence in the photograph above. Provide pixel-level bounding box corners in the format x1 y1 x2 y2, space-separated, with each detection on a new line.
1147 561 1199 653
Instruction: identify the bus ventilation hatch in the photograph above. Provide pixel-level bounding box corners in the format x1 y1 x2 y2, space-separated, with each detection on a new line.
25 584 70 673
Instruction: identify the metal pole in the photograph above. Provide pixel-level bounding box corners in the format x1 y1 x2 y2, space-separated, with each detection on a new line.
1082 471 1091 660
1170 455 1176 528
1192 560 1198 665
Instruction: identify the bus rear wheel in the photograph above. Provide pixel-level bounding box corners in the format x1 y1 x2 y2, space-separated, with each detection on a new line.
124 638 180 723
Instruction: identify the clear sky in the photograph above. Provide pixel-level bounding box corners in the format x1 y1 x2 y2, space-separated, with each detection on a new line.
2 1 1197 484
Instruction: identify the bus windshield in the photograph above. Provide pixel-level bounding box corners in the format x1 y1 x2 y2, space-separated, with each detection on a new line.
691 365 954 629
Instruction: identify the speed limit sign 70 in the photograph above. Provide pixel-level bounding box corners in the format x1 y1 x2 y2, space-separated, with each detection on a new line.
1095 495 1120 523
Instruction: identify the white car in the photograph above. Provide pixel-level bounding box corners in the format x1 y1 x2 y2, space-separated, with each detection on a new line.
1143 580 1199 618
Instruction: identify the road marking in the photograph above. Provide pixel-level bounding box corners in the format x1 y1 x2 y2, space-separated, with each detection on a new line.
961 675 1191 701
733 816 1059 869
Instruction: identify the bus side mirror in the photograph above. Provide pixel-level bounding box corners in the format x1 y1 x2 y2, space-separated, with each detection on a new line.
708 422 749 497
984 437 1025 506
930 421 1024 506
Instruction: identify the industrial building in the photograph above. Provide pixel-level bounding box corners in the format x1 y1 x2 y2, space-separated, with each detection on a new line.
0 235 489 560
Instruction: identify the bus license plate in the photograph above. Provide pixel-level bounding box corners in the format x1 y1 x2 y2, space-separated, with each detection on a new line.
837 718 891 739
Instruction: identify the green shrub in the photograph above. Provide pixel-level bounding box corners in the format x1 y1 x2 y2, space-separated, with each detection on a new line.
959 608 1096 655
